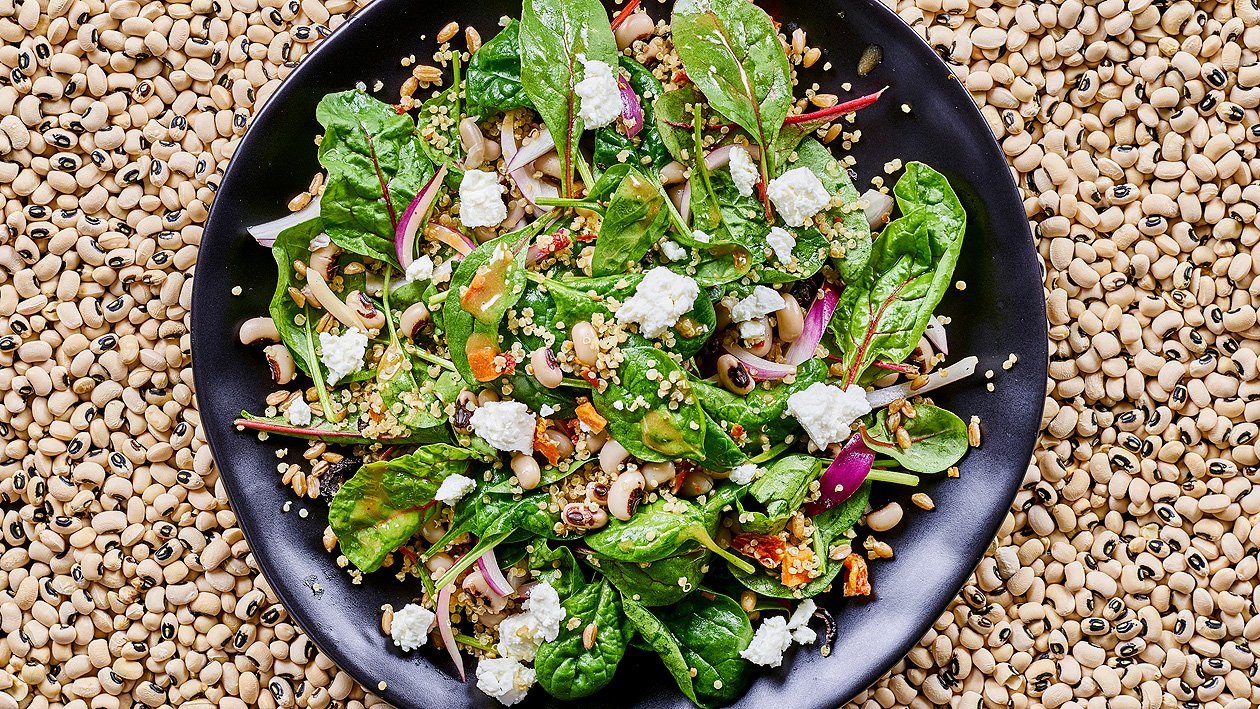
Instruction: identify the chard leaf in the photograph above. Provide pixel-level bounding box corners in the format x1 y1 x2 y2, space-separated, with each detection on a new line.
316 90 434 264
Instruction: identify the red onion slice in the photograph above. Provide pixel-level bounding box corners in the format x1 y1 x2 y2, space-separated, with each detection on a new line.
866 355 978 409
785 282 839 365
501 115 558 210
805 435 874 515
395 165 448 269
924 316 948 356
247 198 320 247
476 549 515 597
425 222 475 257
619 75 644 138
436 586 465 682
722 340 797 381
504 126 554 173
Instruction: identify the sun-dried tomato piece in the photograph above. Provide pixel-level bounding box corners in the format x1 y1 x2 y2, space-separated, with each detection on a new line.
575 401 607 434
843 553 871 596
781 545 816 588
533 420 562 466
731 534 786 569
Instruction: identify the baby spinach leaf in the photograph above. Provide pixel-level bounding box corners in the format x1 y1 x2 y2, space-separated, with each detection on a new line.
622 598 703 706
587 162 634 201
466 19 531 116
591 169 671 276
791 138 870 281
738 454 823 534
689 358 827 450
316 90 434 264
757 225 828 284
586 485 751 574
638 591 755 706
267 217 324 376
700 412 748 470
864 404 969 473
729 482 870 598
593 347 707 462
530 541 584 598
671 0 791 174
592 549 709 607
443 232 528 385
830 164 965 384
328 444 483 572
483 493 565 540
519 0 618 195
535 578 632 699
594 57 672 173
893 161 968 236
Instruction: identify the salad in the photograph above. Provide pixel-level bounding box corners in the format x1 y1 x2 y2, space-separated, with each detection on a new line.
235 0 980 704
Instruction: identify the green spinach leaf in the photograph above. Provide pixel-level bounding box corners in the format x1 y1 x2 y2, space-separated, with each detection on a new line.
689 358 827 450
628 591 754 706
530 541 584 597
443 232 528 385
586 485 751 573
671 0 791 175
535 579 632 699
316 90 434 264
738 454 823 534
267 217 324 376
792 138 870 281
830 163 964 384
466 20 531 116
592 549 709 606
328 444 483 572
591 169 671 276
864 404 969 473
519 0 618 194
594 57 672 173
652 86 703 165
593 347 707 462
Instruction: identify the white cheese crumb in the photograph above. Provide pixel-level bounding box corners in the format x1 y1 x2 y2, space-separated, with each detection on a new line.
767 167 832 227
286 398 311 427
786 599 817 645
523 582 565 635
405 255 434 283
318 329 368 385
310 232 331 248
786 382 873 448
691 229 712 244
729 463 763 485
476 657 536 706
495 582 566 662
470 401 537 454
660 239 687 261
615 267 699 338
766 226 797 263
738 319 769 343
740 616 792 667
459 170 508 228
434 473 476 505
390 603 435 652
575 57 622 129
728 145 759 197
539 404 556 417
730 286 785 322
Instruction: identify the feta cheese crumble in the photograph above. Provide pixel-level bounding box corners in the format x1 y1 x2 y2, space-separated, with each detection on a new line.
405 254 434 283
730 286 785 322
767 167 832 227
786 599 817 645
738 319 769 343
470 401 537 454
310 232 331 249
740 616 792 667
691 229 712 244
496 582 566 662
575 57 622 128
476 657 536 706
615 267 700 338
390 603 435 652
729 463 763 485
318 329 368 385
434 473 476 505
286 397 311 427
728 145 759 197
766 226 797 263
786 382 873 447
660 239 687 261
459 170 508 228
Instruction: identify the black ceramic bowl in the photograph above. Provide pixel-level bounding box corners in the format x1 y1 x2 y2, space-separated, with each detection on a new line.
191 0 1046 706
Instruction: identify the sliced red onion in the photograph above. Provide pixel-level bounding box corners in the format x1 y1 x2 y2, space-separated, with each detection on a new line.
866 355 978 409
805 435 875 515
862 188 895 230
501 116 558 210
619 75 644 138
670 182 690 225
722 340 797 381
425 222 475 257
436 586 465 682
247 198 320 247
504 126 554 173
924 316 948 356
476 549 515 597
785 282 839 365
503 203 527 232
395 165 448 269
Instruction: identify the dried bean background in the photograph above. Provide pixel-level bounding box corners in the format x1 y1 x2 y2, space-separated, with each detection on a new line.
0 0 1254 706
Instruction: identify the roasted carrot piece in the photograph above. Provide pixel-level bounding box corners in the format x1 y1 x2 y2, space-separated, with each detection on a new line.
575 401 607 433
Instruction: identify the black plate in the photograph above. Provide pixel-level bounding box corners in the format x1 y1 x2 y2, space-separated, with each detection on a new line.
191 0 1046 706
